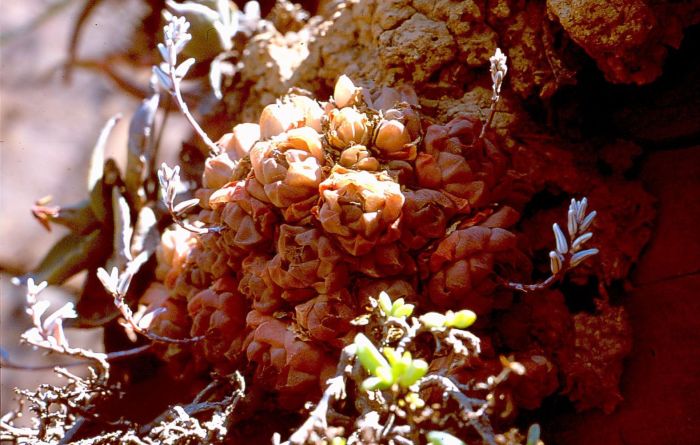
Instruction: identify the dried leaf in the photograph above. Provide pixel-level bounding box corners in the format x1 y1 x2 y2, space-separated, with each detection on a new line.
89 158 121 223
172 198 199 214
32 199 98 234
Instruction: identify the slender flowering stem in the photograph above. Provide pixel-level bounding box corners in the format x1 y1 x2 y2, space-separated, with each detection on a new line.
19 279 110 380
168 68 221 156
157 163 221 234
478 48 508 141
97 264 204 344
0 344 152 371
153 15 221 156
502 197 600 293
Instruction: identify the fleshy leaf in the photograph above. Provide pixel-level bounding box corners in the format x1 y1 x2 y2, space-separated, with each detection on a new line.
87 114 120 193
426 431 466 445
354 333 389 375
125 93 160 209
419 312 447 328
23 230 109 286
445 310 476 329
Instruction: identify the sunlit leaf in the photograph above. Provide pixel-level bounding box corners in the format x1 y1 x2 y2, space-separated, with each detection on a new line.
87 114 120 193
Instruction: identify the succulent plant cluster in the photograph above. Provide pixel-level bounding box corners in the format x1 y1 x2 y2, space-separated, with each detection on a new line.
0 3 664 443
137 57 609 435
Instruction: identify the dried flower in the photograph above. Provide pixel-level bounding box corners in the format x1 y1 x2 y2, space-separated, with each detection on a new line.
238 253 284 313
188 277 248 368
426 226 530 313
244 311 336 408
208 180 278 253
294 291 355 345
289 95 324 132
401 189 469 250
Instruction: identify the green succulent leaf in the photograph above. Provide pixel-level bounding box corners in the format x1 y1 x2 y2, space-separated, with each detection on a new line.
419 312 447 328
377 291 392 316
445 310 477 329
397 358 428 388
360 376 384 392
354 333 389 376
426 431 466 445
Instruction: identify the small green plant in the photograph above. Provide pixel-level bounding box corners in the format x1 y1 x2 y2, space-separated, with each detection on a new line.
355 333 428 391
376 291 415 319
285 292 531 445
419 309 477 329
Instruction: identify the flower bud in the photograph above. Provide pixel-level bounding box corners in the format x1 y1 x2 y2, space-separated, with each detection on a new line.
334 74 359 108
317 166 404 256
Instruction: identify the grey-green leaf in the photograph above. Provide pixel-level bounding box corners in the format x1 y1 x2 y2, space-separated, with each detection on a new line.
87 114 120 193
426 431 466 445
130 205 159 259
23 230 108 286
110 187 133 270
125 93 160 210
526 424 541 445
